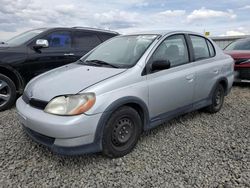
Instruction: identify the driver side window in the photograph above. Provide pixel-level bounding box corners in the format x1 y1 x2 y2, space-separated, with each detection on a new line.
150 34 189 68
44 31 72 50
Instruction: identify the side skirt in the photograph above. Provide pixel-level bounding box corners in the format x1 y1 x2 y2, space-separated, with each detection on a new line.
146 98 212 130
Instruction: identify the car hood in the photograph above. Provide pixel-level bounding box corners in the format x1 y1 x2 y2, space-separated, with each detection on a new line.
224 50 250 59
25 63 126 102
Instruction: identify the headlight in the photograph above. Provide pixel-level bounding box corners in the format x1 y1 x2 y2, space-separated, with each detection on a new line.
44 93 96 116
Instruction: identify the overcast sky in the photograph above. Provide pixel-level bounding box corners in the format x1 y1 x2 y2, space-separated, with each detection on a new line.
0 0 250 40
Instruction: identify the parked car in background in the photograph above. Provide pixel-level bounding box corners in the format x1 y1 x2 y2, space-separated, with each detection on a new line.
224 38 250 83
16 31 234 158
0 27 118 110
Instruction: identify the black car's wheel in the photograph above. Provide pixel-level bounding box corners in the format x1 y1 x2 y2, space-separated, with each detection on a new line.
102 106 142 158
206 84 225 113
0 74 16 111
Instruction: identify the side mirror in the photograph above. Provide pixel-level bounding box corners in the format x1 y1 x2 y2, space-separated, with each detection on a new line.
151 60 171 72
34 39 49 49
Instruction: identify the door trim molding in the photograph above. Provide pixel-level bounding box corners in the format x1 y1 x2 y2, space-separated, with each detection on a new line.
147 98 211 130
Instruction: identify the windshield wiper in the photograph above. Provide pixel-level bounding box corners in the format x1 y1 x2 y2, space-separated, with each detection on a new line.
78 59 96 66
78 59 88 64
85 59 119 68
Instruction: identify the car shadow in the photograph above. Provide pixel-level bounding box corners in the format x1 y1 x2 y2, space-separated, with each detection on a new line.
46 111 201 164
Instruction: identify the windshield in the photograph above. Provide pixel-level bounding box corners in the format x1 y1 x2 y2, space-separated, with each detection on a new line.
225 39 250 50
81 35 158 68
6 29 46 45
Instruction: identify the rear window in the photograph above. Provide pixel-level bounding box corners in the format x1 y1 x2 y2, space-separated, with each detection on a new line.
98 33 117 41
73 31 102 50
190 35 210 61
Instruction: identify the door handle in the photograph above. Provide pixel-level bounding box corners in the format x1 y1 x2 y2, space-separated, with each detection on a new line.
64 53 75 56
186 74 195 81
213 69 219 74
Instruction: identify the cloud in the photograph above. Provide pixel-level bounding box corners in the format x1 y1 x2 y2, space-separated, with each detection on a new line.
0 0 32 14
221 30 247 36
239 5 250 10
151 10 186 26
55 4 77 14
94 10 140 29
2 1 59 29
157 10 186 17
0 0 250 40
0 0 147 35
187 7 237 22
220 26 250 36
135 2 149 7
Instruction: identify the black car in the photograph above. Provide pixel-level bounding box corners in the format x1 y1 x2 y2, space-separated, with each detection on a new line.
0 27 118 110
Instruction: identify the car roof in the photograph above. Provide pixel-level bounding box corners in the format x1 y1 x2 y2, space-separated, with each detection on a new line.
71 27 119 34
35 27 119 35
126 30 205 37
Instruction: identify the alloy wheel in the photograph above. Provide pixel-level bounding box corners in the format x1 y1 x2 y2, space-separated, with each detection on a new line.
0 80 11 107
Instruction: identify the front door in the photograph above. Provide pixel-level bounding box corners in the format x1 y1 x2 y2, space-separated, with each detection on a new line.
25 30 76 81
146 34 196 122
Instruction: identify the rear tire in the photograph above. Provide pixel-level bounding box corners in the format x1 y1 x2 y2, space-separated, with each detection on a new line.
0 74 16 111
205 84 225 113
102 106 142 158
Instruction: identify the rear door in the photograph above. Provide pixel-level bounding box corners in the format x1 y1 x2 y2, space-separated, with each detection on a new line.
147 34 196 122
72 30 102 60
188 35 221 105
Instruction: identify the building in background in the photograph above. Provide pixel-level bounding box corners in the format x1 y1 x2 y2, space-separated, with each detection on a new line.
211 35 250 49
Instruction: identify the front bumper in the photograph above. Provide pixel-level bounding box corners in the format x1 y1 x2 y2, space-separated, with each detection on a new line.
23 126 101 155
16 97 103 155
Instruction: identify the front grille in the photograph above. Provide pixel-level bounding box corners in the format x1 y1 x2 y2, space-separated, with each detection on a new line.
236 68 250 80
29 99 48 109
22 93 48 110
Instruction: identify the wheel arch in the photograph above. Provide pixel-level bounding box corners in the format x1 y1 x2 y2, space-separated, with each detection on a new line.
218 78 228 94
209 77 229 98
93 96 150 149
0 66 25 93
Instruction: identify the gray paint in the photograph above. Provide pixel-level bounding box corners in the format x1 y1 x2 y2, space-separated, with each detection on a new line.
25 63 126 101
16 30 234 152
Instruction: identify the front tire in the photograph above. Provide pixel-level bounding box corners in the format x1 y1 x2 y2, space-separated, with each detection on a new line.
0 74 16 111
206 84 225 113
102 106 142 158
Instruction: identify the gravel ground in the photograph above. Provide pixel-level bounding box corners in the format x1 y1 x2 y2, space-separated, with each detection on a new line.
0 85 250 188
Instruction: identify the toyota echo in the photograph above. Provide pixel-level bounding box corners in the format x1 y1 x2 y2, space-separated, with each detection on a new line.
16 31 234 158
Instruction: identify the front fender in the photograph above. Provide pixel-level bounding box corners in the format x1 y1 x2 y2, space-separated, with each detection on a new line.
0 65 25 93
92 96 150 150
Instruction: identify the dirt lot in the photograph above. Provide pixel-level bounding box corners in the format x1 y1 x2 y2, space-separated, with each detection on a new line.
0 85 249 188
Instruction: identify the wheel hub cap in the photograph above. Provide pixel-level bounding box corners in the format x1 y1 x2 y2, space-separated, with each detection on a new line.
112 118 133 146
215 89 222 106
